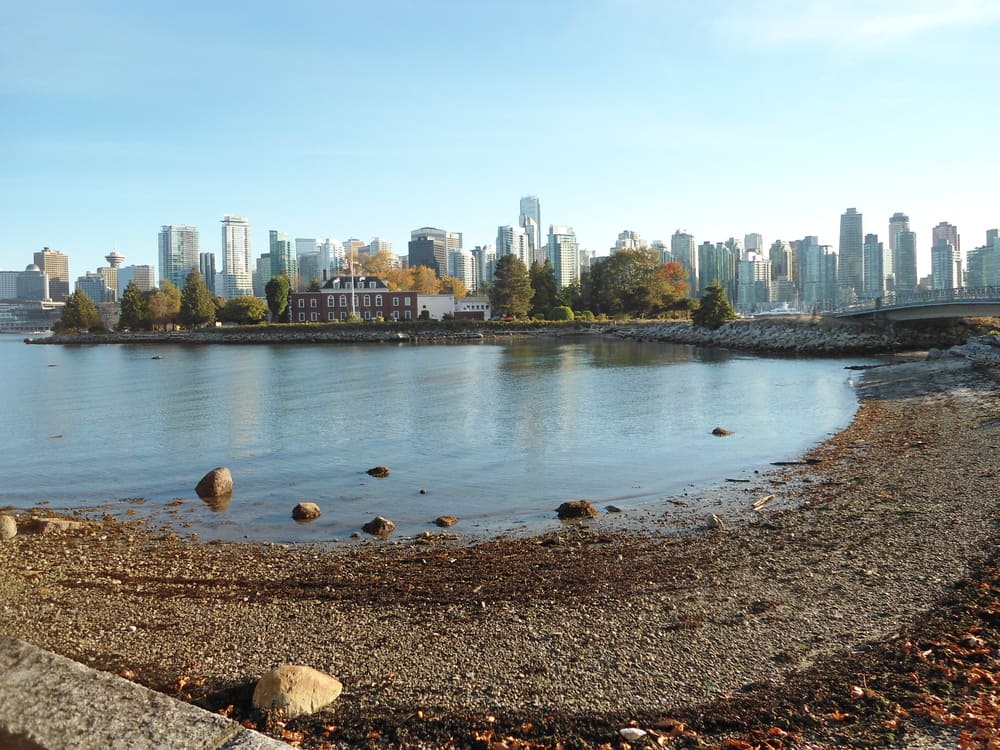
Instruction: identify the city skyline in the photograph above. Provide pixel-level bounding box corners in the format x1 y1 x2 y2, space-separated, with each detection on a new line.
3 1 998 279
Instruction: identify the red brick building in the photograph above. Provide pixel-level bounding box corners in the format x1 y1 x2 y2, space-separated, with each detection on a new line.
290 276 418 322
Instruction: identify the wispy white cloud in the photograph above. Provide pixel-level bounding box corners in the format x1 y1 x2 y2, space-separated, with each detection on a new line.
713 0 1000 48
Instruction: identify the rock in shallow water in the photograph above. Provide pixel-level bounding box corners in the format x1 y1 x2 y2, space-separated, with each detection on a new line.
195 467 233 498
556 500 599 519
362 516 395 536
292 502 321 520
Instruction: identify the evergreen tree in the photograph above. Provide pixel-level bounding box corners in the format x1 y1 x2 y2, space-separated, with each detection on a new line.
178 269 216 328
118 280 150 330
56 290 102 332
692 279 737 329
265 273 291 322
490 254 533 318
529 259 560 318
218 296 269 324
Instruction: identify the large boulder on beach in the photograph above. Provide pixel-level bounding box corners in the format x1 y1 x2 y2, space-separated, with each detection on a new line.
195 467 233 499
556 500 599 520
252 665 342 718
434 515 459 527
0 515 16 541
292 502 321 521
362 516 395 536
23 517 90 535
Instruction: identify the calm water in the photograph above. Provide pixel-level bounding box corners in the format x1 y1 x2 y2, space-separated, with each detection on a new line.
0 334 870 542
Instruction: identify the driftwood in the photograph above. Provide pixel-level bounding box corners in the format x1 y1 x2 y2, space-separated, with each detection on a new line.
752 494 776 511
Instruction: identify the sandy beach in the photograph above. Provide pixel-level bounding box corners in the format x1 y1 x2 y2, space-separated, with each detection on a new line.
2 352 1000 748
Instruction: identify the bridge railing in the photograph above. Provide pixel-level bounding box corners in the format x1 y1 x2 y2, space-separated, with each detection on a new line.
836 286 1000 314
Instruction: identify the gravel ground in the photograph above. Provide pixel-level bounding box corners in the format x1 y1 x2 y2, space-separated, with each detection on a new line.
2 354 999 748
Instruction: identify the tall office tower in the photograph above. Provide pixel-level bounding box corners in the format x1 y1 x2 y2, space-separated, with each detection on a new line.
744 233 764 253
253 253 272 296
650 240 669 263
768 240 792 279
697 241 737 301
343 238 366 265
365 237 393 256
158 226 199 290
295 238 318 260
966 244 1000 289
931 239 962 290
519 195 541 255
613 230 643 253
218 215 253 298
316 238 343 272
932 222 960 257
34 247 70 301
471 244 496 285
548 225 580 289
838 208 864 302
862 233 886 299
409 228 449 276
117 265 155 298
800 238 839 311
670 230 697 295
894 231 918 294
76 271 115 303
16 264 49 301
199 252 217 293
988 229 1000 247
268 230 296 281
888 212 910 256
737 252 772 312
449 248 478 291
496 225 531 267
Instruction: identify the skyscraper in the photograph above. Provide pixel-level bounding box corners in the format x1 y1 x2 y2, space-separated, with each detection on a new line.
117 265 155 297
932 222 961 257
744 233 764 253
158 226 199 290
670 231 697 295
199 253 216 293
838 208 863 302
862 233 886 299
894 231 918 294
612 230 643 252
269 230 297 280
34 247 70 301
219 215 253 298
547 225 580 289
409 228 449 276
495 225 531 267
931 239 962 290
519 195 541 256
888 213 910 255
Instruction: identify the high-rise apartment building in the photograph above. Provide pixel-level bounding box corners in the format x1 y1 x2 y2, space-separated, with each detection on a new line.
496 225 531 267
548 225 580 289
219 215 253 298
519 195 541 257
744 233 764 253
838 208 863 302
888 213 909 255
269 230 297 281
799 237 838 311
158 225 199 290
966 243 1000 289
862 233 887 299
34 247 70 301
697 241 736 302
612 230 643 253
449 248 478 291
199 253 216 293
471 245 496 285
894 231 918 294
932 222 960 257
670 231 697 295
931 239 962 290
117 265 155 298
737 252 771 312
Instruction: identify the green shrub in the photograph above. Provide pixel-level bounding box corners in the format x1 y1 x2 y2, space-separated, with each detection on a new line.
548 306 574 321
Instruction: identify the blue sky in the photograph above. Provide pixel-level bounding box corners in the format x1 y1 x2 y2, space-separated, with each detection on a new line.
3 0 998 280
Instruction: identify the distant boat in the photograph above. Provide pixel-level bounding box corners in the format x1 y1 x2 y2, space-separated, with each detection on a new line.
754 302 802 317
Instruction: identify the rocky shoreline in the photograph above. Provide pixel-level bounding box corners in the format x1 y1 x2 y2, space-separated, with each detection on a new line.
24 315 991 355
3 342 1000 748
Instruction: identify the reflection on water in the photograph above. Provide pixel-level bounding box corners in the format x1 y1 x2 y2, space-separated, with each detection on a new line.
0 334 871 542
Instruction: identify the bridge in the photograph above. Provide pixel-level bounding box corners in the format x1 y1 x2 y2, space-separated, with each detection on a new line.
834 287 1000 321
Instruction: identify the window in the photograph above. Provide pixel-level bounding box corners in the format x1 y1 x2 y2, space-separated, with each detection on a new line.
393 296 399 306
364 311 372 320
328 312 334 321
404 310 412 320
363 294 370 306
332 281 340 289
375 294 382 306
298 312 305 321
405 297 412 306
340 295 347 307
391 311 399 321
297 298 305 308
310 312 318 322
368 281 376 289
340 311 347 321
310 298 317 308
327 295 334 306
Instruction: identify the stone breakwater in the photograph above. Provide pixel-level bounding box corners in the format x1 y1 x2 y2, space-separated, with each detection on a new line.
613 317 979 354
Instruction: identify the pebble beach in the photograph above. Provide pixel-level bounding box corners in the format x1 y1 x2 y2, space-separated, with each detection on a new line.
2 349 1000 748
